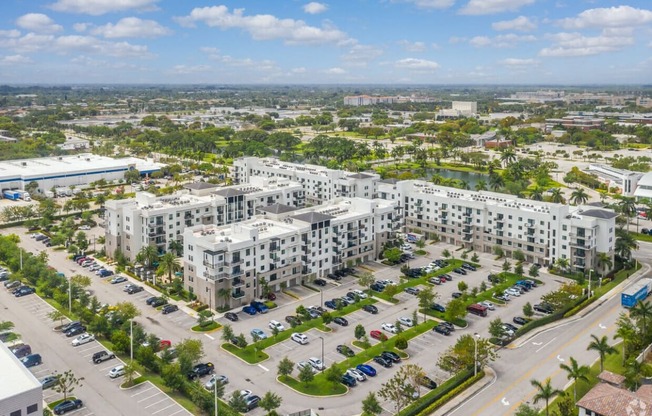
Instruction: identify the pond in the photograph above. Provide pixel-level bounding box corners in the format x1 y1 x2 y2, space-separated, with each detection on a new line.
422 168 489 190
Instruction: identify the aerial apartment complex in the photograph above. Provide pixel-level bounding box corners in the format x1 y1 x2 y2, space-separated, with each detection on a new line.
183 198 398 307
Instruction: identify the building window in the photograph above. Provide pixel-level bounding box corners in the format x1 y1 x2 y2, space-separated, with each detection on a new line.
27 404 38 414
10 411 21 416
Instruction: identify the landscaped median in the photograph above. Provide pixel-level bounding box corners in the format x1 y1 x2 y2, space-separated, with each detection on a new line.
278 319 439 396
221 298 379 364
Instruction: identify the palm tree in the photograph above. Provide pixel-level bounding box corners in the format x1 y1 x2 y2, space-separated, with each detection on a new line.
475 180 488 191
157 252 181 284
631 301 652 338
555 257 569 271
570 188 589 205
559 357 590 401
587 334 617 372
614 315 637 365
530 186 544 201
500 147 517 167
615 228 637 260
217 287 231 308
137 245 159 270
530 378 563 416
550 188 565 204
168 240 183 256
489 173 505 191
618 196 637 220
596 252 613 276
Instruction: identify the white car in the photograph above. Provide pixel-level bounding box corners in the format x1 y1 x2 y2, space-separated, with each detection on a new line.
308 357 325 371
400 244 412 251
352 290 368 299
79 225 91 230
291 333 309 345
239 390 253 400
204 375 229 390
480 301 496 310
381 322 398 334
398 317 414 327
505 288 521 297
297 361 317 373
72 333 95 346
501 325 515 337
346 368 367 382
108 365 125 378
268 320 285 332
381 279 396 286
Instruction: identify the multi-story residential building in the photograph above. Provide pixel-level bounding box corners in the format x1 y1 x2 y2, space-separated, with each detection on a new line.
105 176 305 261
586 164 643 197
183 197 397 308
377 180 616 272
233 157 379 205
0 343 42 416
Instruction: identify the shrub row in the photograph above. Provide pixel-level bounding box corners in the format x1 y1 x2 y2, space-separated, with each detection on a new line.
398 369 479 416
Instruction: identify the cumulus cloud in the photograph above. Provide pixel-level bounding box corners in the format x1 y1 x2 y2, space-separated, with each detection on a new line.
303 2 328 14
558 6 652 29
0 32 151 57
73 23 89 32
49 0 160 15
501 58 539 66
396 0 456 9
326 67 346 74
398 40 427 52
291 67 306 74
170 64 211 75
395 58 440 70
0 30 21 38
459 0 535 15
16 13 63 34
91 17 172 38
0 55 33 65
200 47 278 71
340 44 383 65
539 30 634 57
469 33 536 48
492 16 536 32
175 6 350 45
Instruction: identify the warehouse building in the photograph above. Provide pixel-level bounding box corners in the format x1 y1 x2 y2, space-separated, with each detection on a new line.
0 343 42 416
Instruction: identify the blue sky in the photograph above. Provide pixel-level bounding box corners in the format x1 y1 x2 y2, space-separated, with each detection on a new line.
0 0 650 84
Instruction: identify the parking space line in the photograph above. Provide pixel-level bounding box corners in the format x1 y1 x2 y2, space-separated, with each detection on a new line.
144 398 169 409
152 403 176 414
131 386 154 397
137 392 162 403
167 408 190 416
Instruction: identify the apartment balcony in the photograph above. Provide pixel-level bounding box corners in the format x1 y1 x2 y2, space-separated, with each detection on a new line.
463 236 474 242
203 270 227 280
224 258 244 267
463 226 472 234
184 220 193 227
203 260 224 269
231 269 244 278
332 256 342 264
231 291 245 299
347 225 359 232
463 211 473 217
574 251 586 258
148 230 165 237
231 278 245 288
464 217 472 224
570 241 592 249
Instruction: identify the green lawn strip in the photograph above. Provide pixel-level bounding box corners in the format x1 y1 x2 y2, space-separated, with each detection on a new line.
278 375 347 396
632 232 652 242
222 343 270 364
547 344 625 416
191 321 221 332
374 260 466 302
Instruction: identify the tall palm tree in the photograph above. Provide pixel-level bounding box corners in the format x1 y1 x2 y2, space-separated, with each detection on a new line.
530 378 563 416
614 315 637 365
631 301 652 338
217 288 231 308
559 357 590 401
587 334 617 372
157 252 181 284
618 196 637 220
475 180 488 191
615 228 637 260
137 245 159 270
489 173 505 191
168 240 183 256
596 252 613 276
570 188 589 205
500 147 517 167
555 257 570 271
550 188 565 204
530 186 544 201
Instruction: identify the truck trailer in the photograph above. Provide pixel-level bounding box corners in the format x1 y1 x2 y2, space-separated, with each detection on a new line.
621 278 652 308
3 190 21 201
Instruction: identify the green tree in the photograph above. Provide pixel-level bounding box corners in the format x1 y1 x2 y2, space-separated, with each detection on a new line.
157 252 181 284
514 403 540 416
354 324 366 340
457 281 468 292
325 364 344 384
298 362 315 385
523 302 534 319
553 392 577 416
161 363 185 391
47 310 66 328
221 324 234 343
259 391 282 415
502 259 512 273
322 311 333 325
442 249 451 258
596 252 613 276
437 334 498 374
384 284 399 300
570 188 589 205
394 335 408 350
530 378 563 416
528 264 539 278
417 286 437 322
550 188 565 204
228 391 248 413
361 391 383 416
489 318 506 339
378 366 417 414
383 247 403 264
445 298 466 323
493 245 504 258
471 253 479 263
123 360 140 387
559 356 590 401
357 272 375 294
277 356 294 377
514 263 524 277
630 300 652 338
513 250 525 262
587 334 617 372
53 370 84 401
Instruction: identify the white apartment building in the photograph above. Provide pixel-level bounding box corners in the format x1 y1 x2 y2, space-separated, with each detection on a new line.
0 343 42 416
586 164 643 197
183 197 398 308
377 179 616 272
105 177 305 261
233 157 379 205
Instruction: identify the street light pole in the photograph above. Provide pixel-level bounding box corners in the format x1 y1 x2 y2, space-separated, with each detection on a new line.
68 277 72 312
214 378 218 416
130 319 134 361
206 287 213 322
588 269 592 298
473 332 479 377
319 336 324 371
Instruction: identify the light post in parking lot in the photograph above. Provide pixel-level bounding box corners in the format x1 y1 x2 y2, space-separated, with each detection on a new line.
214 378 219 416
68 277 72 312
206 287 213 322
318 336 324 371
473 332 480 377
588 269 593 298
130 319 134 361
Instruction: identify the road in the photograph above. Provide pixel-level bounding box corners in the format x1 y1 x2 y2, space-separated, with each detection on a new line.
449 260 648 416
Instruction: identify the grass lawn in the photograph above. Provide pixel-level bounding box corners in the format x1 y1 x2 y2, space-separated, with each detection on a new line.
278 375 347 396
222 343 270 364
191 321 221 332
632 232 652 242
48 397 78 409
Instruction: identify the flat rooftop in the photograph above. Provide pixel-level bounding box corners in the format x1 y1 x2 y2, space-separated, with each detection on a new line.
0 343 41 400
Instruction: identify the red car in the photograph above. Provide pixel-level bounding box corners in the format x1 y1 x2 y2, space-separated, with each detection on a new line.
160 340 172 349
267 293 276 301
370 330 388 341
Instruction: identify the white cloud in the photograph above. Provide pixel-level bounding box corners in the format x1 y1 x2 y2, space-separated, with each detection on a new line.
49 0 160 15
170 64 212 75
291 67 306 73
398 40 427 52
501 58 539 66
340 44 383 65
200 47 278 71
469 33 536 48
397 0 456 10
0 32 151 57
492 16 536 32
459 0 534 15
539 30 633 57
303 2 328 14
395 58 440 70
559 6 652 29
91 17 172 38
175 6 350 45
0 55 33 65
16 14 63 34
73 23 89 32
326 67 346 74
449 36 467 44
0 30 21 38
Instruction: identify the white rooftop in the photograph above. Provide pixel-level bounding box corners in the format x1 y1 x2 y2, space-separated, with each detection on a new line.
0 343 41 400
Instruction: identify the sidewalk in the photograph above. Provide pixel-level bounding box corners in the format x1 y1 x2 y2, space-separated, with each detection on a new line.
439 367 496 415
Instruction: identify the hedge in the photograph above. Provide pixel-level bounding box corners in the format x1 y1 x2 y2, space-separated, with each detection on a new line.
398 369 480 416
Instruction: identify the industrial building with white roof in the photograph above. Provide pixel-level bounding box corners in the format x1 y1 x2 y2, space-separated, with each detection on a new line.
0 343 42 416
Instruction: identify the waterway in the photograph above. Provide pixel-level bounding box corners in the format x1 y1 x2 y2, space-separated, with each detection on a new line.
423 168 489 189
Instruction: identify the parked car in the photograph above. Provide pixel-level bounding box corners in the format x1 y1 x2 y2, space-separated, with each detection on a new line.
333 317 349 326
398 316 414 327
14 286 35 297
373 355 393 368
65 325 86 337
291 333 309 345
351 289 367 299
162 304 179 314
92 350 115 364
505 288 521 297
480 301 495 310
346 368 367 382
356 364 377 377
151 298 168 307
21 353 42 368
324 300 338 310
419 375 438 390
433 324 451 335
534 303 554 314
108 365 125 378
341 373 357 387
242 306 258 316
308 357 325 371
110 276 127 284
430 303 446 313
297 361 317 374
250 328 267 340
250 301 269 314
246 395 261 411
370 283 385 292
11 344 31 358
440 321 456 332
126 285 144 294
204 374 229 391
337 345 355 357
381 351 402 363
370 330 387 341
285 315 301 326
188 362 215 379
61 321 81 333
428 277 441 285
53 399 83 415
453 268 467 275
40 375 59 390
513 316 528 325
72 333 95 346
362 304 378 314
381 322 398 334
314 278 327 286
452 292 463 299
404 287 420 295
225 312 238 322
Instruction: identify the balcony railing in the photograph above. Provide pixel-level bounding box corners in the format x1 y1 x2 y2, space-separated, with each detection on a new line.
232 279 245 288
203 260 224 269
224 258 243 267
231 291 245 299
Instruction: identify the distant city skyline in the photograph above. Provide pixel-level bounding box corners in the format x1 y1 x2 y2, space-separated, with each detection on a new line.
0 0 650 85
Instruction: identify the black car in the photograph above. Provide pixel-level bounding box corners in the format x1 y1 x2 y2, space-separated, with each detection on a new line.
337 345 355 357
327 273 342 281
54 399 83 415
334 270 347 277
370 283 385 292
440 321 455 332
433 325 451 335
362 304 378 314
341 374 357 387
534 303 554 314
151 298 168 307
462 263 477 271
453 268 467 275
126 285 143 294
145 296 159 305
230 337 246 347
513 316 528 325
285 315 301 326
314 278 327 287
419 375 438 389
188 362 214 379
225 312 238 322
381 351 401 363
503 322 518 332
333 317 349 326
451 292 463 299
373 355 393 368
441 274 453 281
430 303 446 313
61 321 82 333
14 286 35 297
65 325 86 337
162 304 179 314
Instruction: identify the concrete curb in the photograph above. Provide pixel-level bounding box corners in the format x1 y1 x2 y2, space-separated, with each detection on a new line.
440 367 497 416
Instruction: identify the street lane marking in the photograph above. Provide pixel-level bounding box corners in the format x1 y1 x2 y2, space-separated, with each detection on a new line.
204 334 214 340
535 337 556 353
556 355 565 362
258 364 269 371
501 397 510 406
599 323 606 329
168 408 190 416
